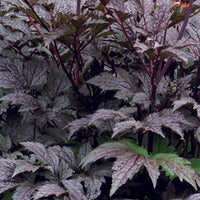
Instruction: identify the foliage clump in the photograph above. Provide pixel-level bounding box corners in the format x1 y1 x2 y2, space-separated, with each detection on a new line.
0 0 200 199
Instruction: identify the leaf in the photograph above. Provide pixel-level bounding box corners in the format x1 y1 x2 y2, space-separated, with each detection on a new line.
0 134 12 152
64 116 92 140
154 154 199 190
87 68 137 100
161 47 189 63
0 181 19 194
0 93 39 112
186 193 200 200
153 135 175 154
0 159 19 193
143 158 160 188
58 160 73 181
143 109 191 138
78 174 106 200
1 17 31 35
173 97 196 111
0 57 47 90
90 109 127 124
114 10 133 22
62 179 88 200
12 184 38 200
173 97 200 119
77 142 92 165
43 27 74 46
113 109 189 138
21 142 59 173
131 92 151 108
33 184 65 200
112 119 143 138
190 158 200 175
110 154 145 196
110 153 160 196
51 146 77 168
12 160 41 177
81 142 134 168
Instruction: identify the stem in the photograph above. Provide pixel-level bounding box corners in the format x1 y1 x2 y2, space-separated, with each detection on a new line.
51 42 77 88
100 0 151 77
77 0 81 16
148 82 157 153
136 104 144 146
27 14 43 36
23 0 49 31
33 118 36 140
194 59 200 102
156 0 194 85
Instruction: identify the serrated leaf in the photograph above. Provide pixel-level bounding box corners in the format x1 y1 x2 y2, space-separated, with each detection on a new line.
0 93 39 112
81 141 148 167
43 27 74 46
51 146 77 168
112 119 143 138
114 9 133 22
81 142 134 168
153 135 175 154
87 68 137 100
58 160 73 180
90 109 126 124
190 158 200 174
154 154 199 190
0 57 47 90
0 159 19 193
173 97 196 111
173 97 200 119
131 92 151 108
78 142 92 165
12 160 41 177
12 184 38 200
62 179 88 200
64 116 91 140
33 184 65 200
161 47 189 63
0 134 12 152
79 174 106 200
21 142 59 172
0 181 19 194
110 154 145 196
1 17 31 35
144 109 191 138
143 158 160 188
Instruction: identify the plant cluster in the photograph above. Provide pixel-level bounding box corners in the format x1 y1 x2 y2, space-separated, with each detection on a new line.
0 0 200 199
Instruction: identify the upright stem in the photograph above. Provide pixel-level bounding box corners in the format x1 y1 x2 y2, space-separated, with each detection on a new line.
156 0 194 85
148 75 157 153
77 0 81 16
194 59 200 102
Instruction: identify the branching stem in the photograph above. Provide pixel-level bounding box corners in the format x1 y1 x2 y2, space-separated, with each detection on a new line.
100 0 151 77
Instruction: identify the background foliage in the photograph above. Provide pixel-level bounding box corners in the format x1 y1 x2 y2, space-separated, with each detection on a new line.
1 0 200 199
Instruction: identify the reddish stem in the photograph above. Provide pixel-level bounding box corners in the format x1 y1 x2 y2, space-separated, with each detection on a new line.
100 0 151 77
27 14 43 36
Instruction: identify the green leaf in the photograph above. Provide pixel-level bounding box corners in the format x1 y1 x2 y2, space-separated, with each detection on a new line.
154 153 199 190
190 158 200 174
121 140 148 157
153 135 175 155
